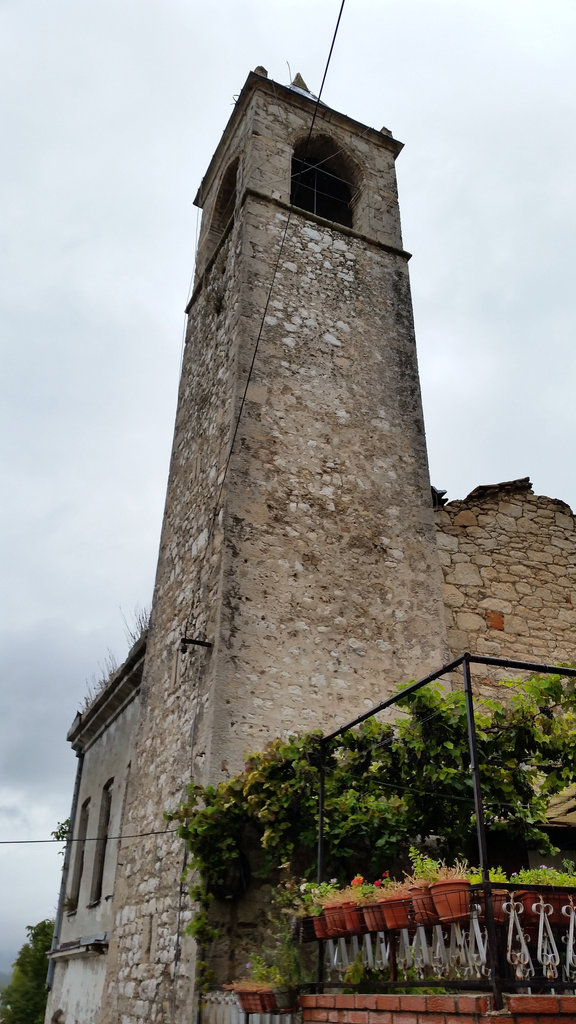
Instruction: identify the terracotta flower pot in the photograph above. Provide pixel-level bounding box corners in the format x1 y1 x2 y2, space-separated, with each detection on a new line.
409 884 439 927
312 912 329 939
515 888 576 926
361 900 389 932
343 902 369 935
235 989 277 1013
430 878 471 923
322 902 350 938
379 895 412 931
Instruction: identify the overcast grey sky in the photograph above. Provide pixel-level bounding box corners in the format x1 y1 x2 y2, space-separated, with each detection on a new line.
1 0 575 970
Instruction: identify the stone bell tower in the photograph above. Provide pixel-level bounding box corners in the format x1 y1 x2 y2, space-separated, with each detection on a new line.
100 68 448 1024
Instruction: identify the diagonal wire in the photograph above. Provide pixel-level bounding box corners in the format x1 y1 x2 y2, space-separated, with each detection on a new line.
184 0 348 637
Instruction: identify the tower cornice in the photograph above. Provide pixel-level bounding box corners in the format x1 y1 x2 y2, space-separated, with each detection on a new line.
194 69 403 211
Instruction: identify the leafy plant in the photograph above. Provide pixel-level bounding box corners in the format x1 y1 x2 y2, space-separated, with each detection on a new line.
315 875 382 906
434 859 470 881
187 883 218 992
343 952 382 989
343 954 443 995
169 671 576 900
407 847 441 884
510 861 576 887
120 603 150 647
0 920 54 1024
243 955 283 987
50 819 71 858
166 670 576 984
467 865 508 884
63 894 77 914
297 879 340 915
234 901 312 1006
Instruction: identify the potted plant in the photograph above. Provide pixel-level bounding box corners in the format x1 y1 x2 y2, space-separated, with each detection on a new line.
298 879 340 939
429 860 471 923
228 954 289 1012
226 956 280 1013
359 877 412 932
377 879 414 931
509 862 576 925
318 875 378 937
231 898 311 1013
405 848 441 927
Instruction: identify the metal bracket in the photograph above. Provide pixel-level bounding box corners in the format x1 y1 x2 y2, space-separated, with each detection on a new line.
180 637 213 653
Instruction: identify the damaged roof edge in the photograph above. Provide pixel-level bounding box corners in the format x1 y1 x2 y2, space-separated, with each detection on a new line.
463 477 533 502
67 631 147 751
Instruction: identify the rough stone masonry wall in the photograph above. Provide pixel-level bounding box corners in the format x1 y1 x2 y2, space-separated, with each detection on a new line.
436 479 576 668
100 224 243 1024
208 196 448 776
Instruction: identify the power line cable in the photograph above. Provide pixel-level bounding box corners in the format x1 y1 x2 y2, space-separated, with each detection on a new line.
183 1 347 638
0 827 181 846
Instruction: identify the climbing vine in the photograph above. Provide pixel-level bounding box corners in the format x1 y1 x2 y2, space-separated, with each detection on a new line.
167 672 576 895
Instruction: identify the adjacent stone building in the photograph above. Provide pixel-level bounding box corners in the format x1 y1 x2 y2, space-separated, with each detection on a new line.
436 477 576 665
45 70 576 1024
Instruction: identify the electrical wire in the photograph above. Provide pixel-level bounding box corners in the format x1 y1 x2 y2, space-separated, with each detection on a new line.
0 827 181 846
1 770 557 849
212 2 347 511
183 0 347 638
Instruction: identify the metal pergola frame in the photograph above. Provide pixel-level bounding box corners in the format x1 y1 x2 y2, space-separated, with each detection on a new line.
314 653 576 1009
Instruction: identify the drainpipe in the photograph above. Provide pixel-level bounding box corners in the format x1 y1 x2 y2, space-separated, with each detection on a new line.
46 750 84 990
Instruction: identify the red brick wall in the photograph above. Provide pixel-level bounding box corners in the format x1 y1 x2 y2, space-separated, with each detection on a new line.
300 992 576 1024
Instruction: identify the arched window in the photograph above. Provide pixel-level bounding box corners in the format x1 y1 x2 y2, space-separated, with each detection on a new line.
206 158 239 254
291 136 356 228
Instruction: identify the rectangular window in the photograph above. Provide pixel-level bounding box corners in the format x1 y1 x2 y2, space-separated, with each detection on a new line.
68 797 90 910
89 778 114 905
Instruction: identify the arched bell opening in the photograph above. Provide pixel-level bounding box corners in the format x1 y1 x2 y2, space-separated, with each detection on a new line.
290 135 358 228
205 157 239 257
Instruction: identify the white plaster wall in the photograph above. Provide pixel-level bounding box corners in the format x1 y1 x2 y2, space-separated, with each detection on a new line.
60 697 139 940
46 955 107 1024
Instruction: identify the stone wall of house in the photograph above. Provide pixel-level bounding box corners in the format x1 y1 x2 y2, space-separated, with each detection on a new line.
436 478 576 670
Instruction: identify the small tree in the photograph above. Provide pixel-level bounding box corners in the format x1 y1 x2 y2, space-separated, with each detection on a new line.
0 920 54 1024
